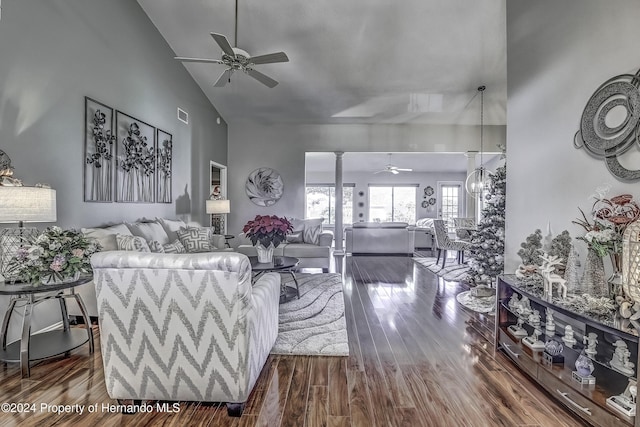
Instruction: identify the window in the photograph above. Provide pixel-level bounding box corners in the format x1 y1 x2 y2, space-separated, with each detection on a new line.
306 185 354 224
368 185 417 223
439 183 463 224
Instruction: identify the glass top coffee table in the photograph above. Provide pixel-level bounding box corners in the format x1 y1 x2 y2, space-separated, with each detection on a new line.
249 256 300 302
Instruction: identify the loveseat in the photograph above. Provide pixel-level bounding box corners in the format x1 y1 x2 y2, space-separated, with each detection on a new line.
91 251 279 416
71 217 229 317
236 217 333 272
345 222 414 255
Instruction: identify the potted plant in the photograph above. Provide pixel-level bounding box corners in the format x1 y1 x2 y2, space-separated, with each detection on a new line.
242 215 293 263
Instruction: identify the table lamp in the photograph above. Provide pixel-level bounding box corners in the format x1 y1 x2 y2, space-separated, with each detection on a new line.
0 186 57 277
206 199 230 235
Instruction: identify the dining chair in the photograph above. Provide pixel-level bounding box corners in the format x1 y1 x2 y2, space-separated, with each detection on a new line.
453 217 476 241
432 219 472 268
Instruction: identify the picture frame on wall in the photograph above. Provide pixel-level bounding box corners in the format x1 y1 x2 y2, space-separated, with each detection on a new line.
84 97 116 202
115 111 156 203
156 128 173 203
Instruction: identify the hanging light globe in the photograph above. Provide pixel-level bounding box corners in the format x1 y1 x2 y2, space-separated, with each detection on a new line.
465 166 491 196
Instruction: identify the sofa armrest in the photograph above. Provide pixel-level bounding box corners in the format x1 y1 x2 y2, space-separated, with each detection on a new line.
317 231 334 247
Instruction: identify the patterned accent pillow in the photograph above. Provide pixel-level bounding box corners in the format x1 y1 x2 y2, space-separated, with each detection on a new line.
148 240 165 253
302 218 324 244
116 234 150 252
163 240 186 254
286 231 303 243
176 228 211 253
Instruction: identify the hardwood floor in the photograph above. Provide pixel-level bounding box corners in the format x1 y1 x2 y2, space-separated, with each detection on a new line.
0 256 588 426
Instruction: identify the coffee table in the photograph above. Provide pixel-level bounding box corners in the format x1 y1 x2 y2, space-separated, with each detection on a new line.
0 275 94 377
249 256 300 302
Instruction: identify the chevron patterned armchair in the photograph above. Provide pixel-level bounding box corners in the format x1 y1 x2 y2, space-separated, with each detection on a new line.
91 251 280 416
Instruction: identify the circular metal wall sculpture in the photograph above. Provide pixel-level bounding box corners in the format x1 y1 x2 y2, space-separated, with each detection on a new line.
574 69 640 181
245 167 284 206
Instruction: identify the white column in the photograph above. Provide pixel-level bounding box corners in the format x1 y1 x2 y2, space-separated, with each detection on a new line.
334 152 344 254
464 151 478 219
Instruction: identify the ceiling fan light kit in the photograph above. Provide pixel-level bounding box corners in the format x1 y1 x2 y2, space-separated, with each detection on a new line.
465 85 492 196
174 0 289 88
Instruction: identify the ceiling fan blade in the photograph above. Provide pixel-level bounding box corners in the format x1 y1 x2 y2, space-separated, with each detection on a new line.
391 170 399 175
175 56 225 64
246 68 279 88
214 69 233 87
211 33 235 57
248 51 289 65
396 168 413 172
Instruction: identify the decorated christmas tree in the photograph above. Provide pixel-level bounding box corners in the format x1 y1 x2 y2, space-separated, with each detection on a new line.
468 164 506 287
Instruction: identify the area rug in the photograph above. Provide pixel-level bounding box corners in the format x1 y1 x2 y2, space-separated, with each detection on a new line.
413 257 471 283
272 273 349 356
456 290 495 314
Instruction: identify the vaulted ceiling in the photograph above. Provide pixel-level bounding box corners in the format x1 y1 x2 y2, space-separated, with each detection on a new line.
138 0 506 126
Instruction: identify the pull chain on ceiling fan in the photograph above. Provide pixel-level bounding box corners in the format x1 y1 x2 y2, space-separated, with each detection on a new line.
174 0 289 88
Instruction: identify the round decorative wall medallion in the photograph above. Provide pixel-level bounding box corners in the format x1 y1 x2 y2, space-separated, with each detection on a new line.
424 186 434 196
245 167 284 207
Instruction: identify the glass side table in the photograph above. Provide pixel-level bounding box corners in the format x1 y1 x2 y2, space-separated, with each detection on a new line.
0 275 94 377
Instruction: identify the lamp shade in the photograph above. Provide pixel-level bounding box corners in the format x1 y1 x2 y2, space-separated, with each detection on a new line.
206 199 230 214
0 187 57 223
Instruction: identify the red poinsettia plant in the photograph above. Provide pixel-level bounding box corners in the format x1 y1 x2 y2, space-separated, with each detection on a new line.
242 215 293 248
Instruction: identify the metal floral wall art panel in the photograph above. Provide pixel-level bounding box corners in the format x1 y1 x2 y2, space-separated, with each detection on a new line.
115 111 156 203
84 97 116 202
245 167 283 206
156 128 172 203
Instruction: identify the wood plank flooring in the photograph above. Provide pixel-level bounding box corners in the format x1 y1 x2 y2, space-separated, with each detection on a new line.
0 256 588 426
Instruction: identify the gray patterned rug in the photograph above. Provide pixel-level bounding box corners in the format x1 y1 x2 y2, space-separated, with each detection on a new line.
413 257 471 283
272 273 349 356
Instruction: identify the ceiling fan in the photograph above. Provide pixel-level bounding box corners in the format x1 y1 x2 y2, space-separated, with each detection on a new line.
374 154 413 174
174 0 289 88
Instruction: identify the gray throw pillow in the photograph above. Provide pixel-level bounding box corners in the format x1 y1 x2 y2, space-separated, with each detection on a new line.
163 240 186 254
176 228 211 253
286 231 304 243
116 234 151 252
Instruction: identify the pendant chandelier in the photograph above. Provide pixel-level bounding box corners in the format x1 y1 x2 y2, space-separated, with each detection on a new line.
465 85 491 196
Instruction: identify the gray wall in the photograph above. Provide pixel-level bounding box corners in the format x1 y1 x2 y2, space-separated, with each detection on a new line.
0 0 226 336
505 0 640 272
228 123 505 233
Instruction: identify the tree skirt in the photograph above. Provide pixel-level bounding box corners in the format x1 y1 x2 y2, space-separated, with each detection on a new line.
272 273 349 356
412 257 471 283
455 291 495 314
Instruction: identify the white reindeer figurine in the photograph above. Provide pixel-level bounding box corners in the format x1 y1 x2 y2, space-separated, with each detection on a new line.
539 252 567 299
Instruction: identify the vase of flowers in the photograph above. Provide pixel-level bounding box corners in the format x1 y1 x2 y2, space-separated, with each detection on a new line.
574 189 640 297
7 226 101 285
242 215 293 263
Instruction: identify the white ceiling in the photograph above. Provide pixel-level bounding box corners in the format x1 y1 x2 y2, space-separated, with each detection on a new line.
137 0 507 125
305 152 501 174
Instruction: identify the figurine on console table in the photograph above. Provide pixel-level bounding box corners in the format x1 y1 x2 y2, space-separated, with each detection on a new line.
508 293 520 311
583 332 598 359
607 379 637 417
528 310 541 328
562 325 577 348
610 340 635 377
545 308 556 334
517 296 532 318
508 317 528 338
523 328 545 350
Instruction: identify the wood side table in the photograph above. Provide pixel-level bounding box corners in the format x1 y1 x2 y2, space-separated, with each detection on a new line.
0 275 94 377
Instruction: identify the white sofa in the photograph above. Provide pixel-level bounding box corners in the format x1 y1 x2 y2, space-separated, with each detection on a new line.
409 218 435 249
236 217 333 272
345 222 415 255
91 251 279 416
72 217 229 318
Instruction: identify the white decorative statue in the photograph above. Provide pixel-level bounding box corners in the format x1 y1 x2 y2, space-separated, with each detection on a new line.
528 309 541 327
562 325 576 347
610 340 635 376
545 308 556 334
583 332 598 358
539 252 567 299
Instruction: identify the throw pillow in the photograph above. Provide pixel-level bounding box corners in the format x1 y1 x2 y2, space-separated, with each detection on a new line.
176 227 211 253
286 231 303 243
156 217 188 242
301 217 324 244
163 240 186 254
127 221 170 245
81 223 133 251
116 234 151 252
148 240 165 253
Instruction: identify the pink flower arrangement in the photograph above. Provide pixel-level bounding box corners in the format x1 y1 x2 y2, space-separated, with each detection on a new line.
242 215 293 248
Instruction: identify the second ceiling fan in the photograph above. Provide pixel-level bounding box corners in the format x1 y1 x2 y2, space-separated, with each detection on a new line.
174 0 289 88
